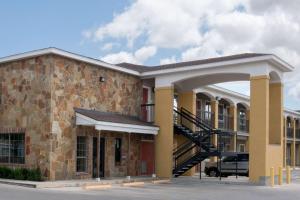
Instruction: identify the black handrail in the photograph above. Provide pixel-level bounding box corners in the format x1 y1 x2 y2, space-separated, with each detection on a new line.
173 140 194 154
174 107 212 134
174 143 198 165
180 107 214 131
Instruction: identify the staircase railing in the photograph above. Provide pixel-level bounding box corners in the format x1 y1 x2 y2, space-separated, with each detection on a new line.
172 106 235 177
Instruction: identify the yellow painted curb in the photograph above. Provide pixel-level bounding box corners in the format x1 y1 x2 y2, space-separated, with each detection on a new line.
121 182 144 187
82 184 112 190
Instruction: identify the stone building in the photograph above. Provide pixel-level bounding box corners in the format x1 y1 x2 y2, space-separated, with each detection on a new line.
0 48 158 180
0 47 299 185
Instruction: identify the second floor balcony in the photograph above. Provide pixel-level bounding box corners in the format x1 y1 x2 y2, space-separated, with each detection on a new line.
237 117 249 133
286 127 294 139
196 110 214 127
140 103 155 123
296 129 300 139
218 114 233 131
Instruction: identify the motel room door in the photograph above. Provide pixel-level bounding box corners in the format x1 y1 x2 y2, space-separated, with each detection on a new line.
92 137 105 178
140 140 155 176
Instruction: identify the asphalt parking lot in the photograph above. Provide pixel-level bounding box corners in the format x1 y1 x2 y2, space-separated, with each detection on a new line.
1 176 300 200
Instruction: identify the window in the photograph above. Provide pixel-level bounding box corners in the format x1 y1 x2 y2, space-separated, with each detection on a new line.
223 156 236 162
238 144 245 153
238 154 249 162
0 133 25 164
76 136 87 172
115 138 122 164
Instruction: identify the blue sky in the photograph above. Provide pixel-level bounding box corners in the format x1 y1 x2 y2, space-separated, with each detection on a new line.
1 1 300 110
0 0 130 58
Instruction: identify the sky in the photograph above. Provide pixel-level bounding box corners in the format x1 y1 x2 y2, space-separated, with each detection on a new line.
0 0 300 110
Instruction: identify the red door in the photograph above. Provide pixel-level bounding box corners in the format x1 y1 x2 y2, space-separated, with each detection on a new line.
142 88 148 121
140 141 154 175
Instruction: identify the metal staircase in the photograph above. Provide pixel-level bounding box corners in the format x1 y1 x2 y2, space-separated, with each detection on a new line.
173 107 234 177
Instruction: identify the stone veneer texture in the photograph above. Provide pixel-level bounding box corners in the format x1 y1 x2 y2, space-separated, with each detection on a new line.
0 54 143 180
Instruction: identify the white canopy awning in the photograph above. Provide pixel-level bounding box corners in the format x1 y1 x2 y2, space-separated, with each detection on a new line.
75 110 159 135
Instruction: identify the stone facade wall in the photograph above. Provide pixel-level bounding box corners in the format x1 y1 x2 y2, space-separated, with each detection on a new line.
0 54 145 180
0 56 53 177
49 55 143 180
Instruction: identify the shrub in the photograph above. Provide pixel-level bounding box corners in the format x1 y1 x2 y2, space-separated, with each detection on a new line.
0 166 42 181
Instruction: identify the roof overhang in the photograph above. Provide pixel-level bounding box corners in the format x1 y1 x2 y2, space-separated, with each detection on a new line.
0 47 140 76
76 112 159 135
140 55 294 78
0 48 294 79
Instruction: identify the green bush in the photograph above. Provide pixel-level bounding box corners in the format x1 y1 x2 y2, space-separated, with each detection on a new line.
0 166 42 181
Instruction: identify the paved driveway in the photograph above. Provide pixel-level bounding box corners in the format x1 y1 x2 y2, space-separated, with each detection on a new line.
1 177 300 200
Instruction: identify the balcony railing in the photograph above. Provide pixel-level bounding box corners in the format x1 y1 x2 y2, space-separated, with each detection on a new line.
237 117 249 133
196 110 214 128
218 114 233 131
286 127 294 139
140 104 155 123
296 129 300 139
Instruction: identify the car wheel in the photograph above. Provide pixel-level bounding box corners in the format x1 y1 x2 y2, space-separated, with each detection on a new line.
208 168 219 177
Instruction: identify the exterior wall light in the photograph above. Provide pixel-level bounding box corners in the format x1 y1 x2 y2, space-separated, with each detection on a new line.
99 76 105 83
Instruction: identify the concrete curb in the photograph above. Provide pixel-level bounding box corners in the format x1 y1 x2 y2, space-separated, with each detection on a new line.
0 179 37 188
82 184 112 190
152 179 171 184
122 182 145 187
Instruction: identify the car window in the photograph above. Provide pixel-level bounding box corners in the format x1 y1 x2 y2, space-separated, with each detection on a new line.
238 154 249 162
223 156 236 162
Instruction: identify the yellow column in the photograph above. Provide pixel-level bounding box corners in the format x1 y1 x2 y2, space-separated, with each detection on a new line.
177 91 196 131
229 105 237 152
269 82 284 182
177 91 196 176
249 75 270 183
269 83 283 145
211 100 218 161
291 118 296 168
154 86 174 178
283 117 287 168
249 77 283 184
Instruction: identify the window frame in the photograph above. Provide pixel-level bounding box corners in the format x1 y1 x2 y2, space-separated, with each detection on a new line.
0 132 25 165
76 136 88 173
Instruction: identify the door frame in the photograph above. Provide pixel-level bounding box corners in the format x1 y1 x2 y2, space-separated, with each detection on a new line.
140 139 155 176
92 137 106 178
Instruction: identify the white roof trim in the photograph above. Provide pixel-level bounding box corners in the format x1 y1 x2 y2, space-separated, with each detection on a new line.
140 55 294 77
76 113 159 135
0 48 294 78
0 48 140 76
284 108 300 118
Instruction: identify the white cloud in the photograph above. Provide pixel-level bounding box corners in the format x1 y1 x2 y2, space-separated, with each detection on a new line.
101 45 157 64
101 43 115 51
160 56 177 65
101 51 137 64
86 0 244 48
84 0 300 107
134 46 157 62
